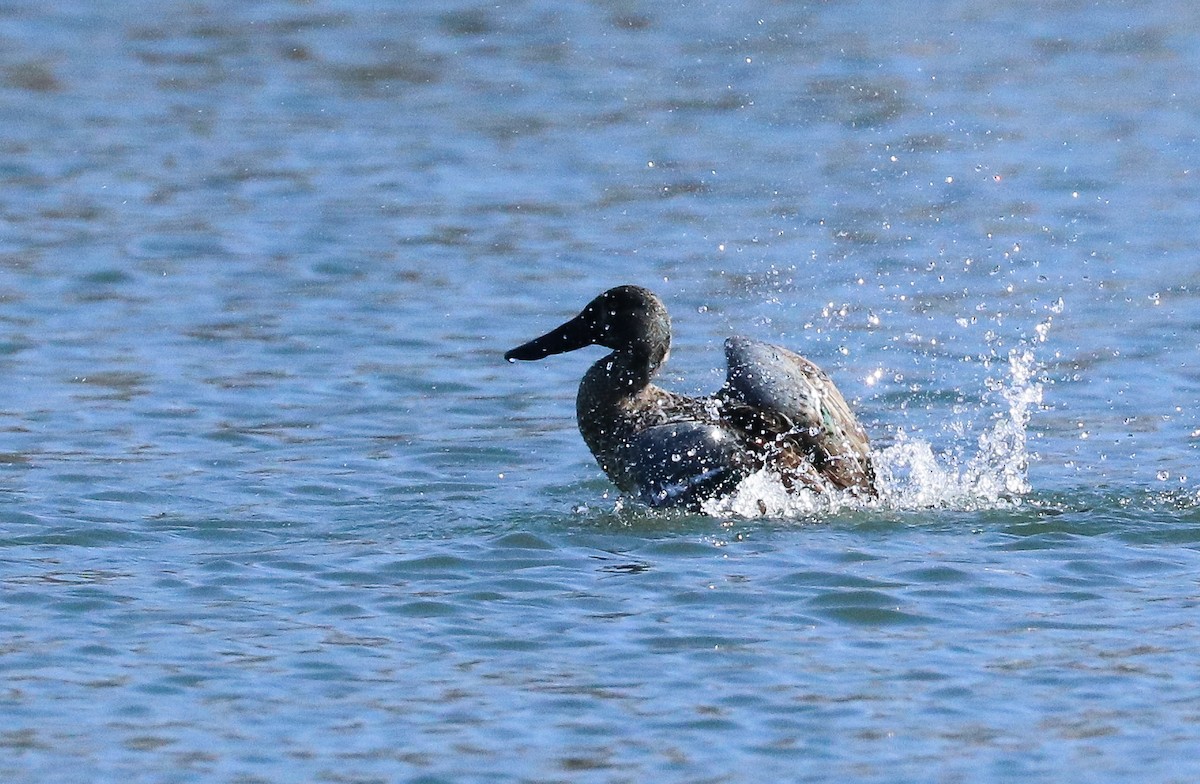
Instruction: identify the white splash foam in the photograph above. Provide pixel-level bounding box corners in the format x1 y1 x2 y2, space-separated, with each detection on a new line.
701 469 831 518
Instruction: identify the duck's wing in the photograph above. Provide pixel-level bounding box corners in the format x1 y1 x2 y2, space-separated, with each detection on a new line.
617 421 752 509
719 336 876 494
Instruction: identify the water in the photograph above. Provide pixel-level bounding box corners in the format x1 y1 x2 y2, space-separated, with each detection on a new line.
3 0 1200 781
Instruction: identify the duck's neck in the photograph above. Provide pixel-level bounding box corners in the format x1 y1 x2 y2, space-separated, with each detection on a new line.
581 348 659 401
575 349 662 486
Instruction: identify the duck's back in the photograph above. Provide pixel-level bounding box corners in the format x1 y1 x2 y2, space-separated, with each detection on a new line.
720 336 876 494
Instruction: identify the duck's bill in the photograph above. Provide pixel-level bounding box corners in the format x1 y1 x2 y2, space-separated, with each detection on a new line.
504 315 595 362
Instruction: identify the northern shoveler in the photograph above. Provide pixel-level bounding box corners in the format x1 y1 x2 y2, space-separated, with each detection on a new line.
505 285 876 509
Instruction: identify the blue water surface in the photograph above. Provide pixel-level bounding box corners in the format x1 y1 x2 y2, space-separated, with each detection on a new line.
3 1 1200 782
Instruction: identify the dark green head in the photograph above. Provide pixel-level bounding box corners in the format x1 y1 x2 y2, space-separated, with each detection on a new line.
504 285 672 370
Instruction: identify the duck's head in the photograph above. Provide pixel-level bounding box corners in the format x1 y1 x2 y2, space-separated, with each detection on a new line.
504 285 671 370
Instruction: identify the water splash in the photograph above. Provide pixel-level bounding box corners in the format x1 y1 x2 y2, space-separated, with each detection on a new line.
875 348 1044 508
704 347 1045 518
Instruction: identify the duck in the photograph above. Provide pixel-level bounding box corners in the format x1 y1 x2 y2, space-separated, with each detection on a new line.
504 285 876 510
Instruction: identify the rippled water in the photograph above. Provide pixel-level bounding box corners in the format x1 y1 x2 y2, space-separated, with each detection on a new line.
3 1 1200 781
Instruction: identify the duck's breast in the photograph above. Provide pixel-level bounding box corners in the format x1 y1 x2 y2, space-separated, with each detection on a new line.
617 421 751 509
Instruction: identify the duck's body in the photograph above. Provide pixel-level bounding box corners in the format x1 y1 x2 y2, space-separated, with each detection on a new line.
505 286 876 509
